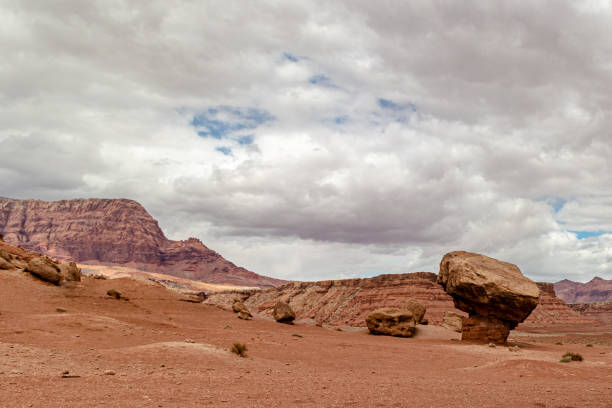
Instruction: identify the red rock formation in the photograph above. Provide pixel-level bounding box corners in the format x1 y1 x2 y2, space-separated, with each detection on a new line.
519 283 596 327
0 198 285 288
568 302 612 324
554 277 612 303
205 272 465 326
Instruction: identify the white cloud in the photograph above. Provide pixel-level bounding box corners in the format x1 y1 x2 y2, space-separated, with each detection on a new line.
1 0 612 282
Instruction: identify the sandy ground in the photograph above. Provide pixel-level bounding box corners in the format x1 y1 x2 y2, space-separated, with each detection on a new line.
1 269 611 407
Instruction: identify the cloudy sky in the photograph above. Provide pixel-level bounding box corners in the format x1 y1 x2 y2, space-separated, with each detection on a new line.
2 0 612 282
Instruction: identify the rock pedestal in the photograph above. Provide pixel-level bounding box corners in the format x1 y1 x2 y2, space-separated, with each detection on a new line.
437 251 540 344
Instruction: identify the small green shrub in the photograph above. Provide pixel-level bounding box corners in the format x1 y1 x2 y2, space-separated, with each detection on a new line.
560 356 572 363
562 352 583 362
292 333 303 338
230 343 248 357
224 325 231 329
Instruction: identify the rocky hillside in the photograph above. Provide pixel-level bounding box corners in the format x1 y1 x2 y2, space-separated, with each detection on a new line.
0 198 285 288
519 282 595 327
568 302 612 324
206 273 591 328
554 277 612 303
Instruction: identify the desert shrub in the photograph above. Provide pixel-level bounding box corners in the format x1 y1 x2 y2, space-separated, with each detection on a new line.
224 325 231 329
560 356 572 363
561 352 583 362
231 343 248 357
292 333 303 338
586 344 593 347
555 341 563 345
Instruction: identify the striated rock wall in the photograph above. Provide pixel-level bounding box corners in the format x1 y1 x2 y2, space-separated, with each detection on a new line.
568 302 612 324
554 277 612 303
519 282 596 327
0 198 285 288
206 272 465 326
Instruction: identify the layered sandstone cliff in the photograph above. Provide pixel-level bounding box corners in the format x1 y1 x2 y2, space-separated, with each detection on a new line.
554 277 612 303
519 282 596 327
568 302 612 324
206 272 466 326
0 198 285 288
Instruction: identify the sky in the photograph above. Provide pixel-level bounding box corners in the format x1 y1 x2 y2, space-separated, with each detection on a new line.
1 0 612 283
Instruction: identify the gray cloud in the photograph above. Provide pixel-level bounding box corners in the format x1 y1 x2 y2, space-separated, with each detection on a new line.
1 0 611 282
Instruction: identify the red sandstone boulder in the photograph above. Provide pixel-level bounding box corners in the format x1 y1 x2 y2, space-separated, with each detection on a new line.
441 311 465 333
437 251 540 344
26 257 63 285
273 301 295 323
365 308 417 337
59 261 81 282
232 298 253 320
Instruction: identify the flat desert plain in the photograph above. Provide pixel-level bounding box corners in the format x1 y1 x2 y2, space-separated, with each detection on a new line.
1 270 610 407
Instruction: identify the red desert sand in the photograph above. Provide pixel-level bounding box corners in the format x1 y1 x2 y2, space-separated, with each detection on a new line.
1 267 611 407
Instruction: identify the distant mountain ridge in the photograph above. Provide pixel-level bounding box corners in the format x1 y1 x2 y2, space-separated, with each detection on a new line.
554 277 612 303
0 197 285 288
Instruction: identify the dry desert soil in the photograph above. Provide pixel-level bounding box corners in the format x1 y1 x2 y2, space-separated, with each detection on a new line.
1 269 611 407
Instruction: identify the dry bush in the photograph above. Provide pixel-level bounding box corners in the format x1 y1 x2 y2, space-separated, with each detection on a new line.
231 343 248 357
561 352 583 362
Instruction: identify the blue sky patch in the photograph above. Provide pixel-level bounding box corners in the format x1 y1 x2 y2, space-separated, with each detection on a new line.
283 52 298 62
378 98 417 112
192 106 273 140
237 135 254 145
215 146 232 155
309 74 335 87
570 230 605 239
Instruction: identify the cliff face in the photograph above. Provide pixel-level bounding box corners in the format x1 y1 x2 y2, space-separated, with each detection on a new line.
207 272 466 326
519 282 595 327
568 302 612 324
554 277 612 303
0 198 285 288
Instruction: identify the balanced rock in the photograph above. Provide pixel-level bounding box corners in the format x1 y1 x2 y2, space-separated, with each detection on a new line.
59 261 81 282
273 301 295 323
232 298 252 320
437 251 540 344
365 308 417 337
26 257 63 285
441 311 465 333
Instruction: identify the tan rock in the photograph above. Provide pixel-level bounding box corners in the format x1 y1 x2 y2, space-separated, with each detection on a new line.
0 257 13 270
365 308 417 337
441 311 465 333
402 299 426 324
59 261 81 282
26 257 62 285
438 251 540 344
273 301 295 323
232 298 252 320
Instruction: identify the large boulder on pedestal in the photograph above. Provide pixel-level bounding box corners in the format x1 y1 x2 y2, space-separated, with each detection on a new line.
437 251 540 344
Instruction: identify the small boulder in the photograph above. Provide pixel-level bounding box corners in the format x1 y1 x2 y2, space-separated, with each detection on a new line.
365 308 417 337
232 299 253 320
107 289 121 299
0 257 13 270
402 299 426 324
59 262 81 282
441 311 465 333
273 301 296 324
26 257 62 285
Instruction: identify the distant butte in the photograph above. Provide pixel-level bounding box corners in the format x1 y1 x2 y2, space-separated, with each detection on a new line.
0 197 286 288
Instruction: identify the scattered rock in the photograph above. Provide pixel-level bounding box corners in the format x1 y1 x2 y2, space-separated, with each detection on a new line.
365 308 417 337
232 298 253 320
437 251 540 344
59 261 81 282
56 307 67 313
509 346 520 352
488 342 496 348
92 274 107 280
441 311 465 333
402 299 426 324
273 301 296 324
103 370 116 375
26 257 63 285
107 289 121 299
0 256 13 270
184 339 195 343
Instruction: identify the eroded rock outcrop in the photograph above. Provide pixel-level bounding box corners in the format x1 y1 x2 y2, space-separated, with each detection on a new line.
568 302 612 324
26 257 63 285
437 251 540 344
366 308 417 337
441 311 466 333
204 273 461 326
273 301 295 323
519 283 595 327
0 198 285 288
554 277 612 303
232 298 253 320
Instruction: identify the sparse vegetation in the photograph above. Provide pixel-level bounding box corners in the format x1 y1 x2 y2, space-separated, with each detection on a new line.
107 289 121 299
586 344 593 347
292 333 303 338
560 352 583 363
224 325 231 329
555 341 563 345
230 343 248 357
